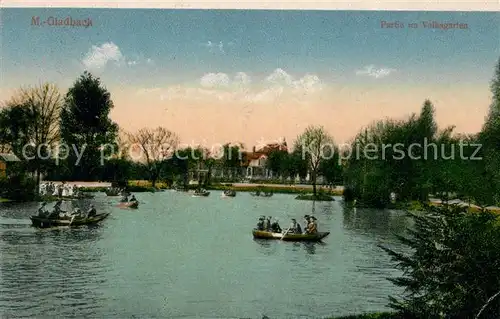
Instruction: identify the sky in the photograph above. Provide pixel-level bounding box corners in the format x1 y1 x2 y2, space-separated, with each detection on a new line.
1 9 499 149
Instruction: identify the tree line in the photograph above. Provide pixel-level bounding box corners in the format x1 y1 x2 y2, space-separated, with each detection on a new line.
1 57 500 207
0 71 341 196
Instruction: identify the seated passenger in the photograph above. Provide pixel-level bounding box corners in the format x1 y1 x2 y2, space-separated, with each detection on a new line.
271 218 282 233
256 217 265 231
87 204 97 218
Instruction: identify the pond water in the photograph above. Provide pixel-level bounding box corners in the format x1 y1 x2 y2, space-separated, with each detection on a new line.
0 191 409 318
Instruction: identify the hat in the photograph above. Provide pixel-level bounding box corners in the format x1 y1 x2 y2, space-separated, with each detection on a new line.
267 216 272 219
310 216 317 220
304 215 310 218
291 218 296 222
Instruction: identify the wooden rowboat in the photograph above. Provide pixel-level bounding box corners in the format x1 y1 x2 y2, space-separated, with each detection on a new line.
192 191 210 197
30 213 110 228
221 190 236 197
252 229 329 242
118 201 139 208
250 191 273 197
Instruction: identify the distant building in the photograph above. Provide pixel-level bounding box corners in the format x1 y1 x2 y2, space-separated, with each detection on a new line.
241 139 288 180
0 153 21 178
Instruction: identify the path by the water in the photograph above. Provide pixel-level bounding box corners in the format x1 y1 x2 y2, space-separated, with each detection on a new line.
429 198 500 212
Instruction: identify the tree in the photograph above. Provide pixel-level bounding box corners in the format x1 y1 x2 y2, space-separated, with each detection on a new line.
0 104 31 154
319 145 342 186
60 71 119 180
2 83 63 189
266 149 289 180
294 125 334 196
221 142 244 179
169 146 201 187
478 57 500 205
380 204 500 318
126 127 179 187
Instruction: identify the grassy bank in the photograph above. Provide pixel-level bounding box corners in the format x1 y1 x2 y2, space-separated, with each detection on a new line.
77 180 344 196
208 184 343 195
295 193 335 201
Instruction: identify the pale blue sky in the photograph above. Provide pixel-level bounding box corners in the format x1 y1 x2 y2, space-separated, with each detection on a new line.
1 9 499 146
2 9 499 88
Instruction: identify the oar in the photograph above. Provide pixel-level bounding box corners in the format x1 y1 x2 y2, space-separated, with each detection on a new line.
281 227 290 240
68 214 76 226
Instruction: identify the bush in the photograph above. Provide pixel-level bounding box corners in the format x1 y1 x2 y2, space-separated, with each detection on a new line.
0 175 37 201
380 203 500 318
295 193 335 201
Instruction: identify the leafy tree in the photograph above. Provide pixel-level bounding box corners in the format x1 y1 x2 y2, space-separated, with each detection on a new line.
0 104 31 155
221 143 244 179
266 149 289 180
294 125 334 195
380 204 500 318
60 71 118 180
478 57 500 205
319 144 342 186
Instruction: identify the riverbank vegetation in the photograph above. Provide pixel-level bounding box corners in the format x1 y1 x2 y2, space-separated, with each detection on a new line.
1 58 499 207
343 57 500 209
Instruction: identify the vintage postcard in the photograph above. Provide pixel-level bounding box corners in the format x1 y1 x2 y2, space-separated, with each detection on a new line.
1 2 499 319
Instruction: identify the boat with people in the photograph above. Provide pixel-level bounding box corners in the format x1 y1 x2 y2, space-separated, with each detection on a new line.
117 194 139 208
30 213 110 228
221 190 236 197
39 182 94 200
118 201 139 208
250 190 273 197
192 188 210 197
30 201 109 228
252 214 328 242
252 229 330 242
105 187 130 197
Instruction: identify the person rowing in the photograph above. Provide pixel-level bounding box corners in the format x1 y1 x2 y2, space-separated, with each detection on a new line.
47 200 64 219
37 202 49 217
120 194 129 202
271 218 282 233
288 218 302 234
86 204 97 218
129 194 137 202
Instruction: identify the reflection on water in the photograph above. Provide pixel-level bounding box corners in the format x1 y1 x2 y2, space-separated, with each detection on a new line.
0 226 110 317
342 204 411 239
1 192 407 318
0 198 113 318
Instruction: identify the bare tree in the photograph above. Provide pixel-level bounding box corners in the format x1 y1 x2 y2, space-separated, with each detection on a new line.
295 125 334 196
4 83 63 189
127 127 180 187
115 128 131 160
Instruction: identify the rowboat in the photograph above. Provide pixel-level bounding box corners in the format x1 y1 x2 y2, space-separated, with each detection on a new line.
30 213 110 228
117 201 139 208
250 192 273 197
192 190 210 197
221 190 236 197
252 229 329 242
